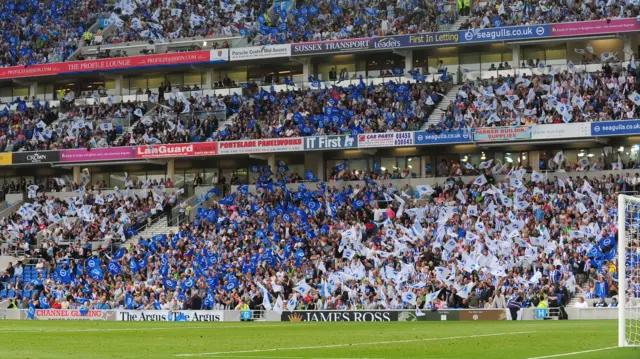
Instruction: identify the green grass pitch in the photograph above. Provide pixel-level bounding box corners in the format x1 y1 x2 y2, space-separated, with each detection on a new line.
0 320 638 359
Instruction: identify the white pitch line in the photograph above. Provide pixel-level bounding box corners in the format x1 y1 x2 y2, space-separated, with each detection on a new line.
176 330 537 357
0 323 314 334
524 346 619 359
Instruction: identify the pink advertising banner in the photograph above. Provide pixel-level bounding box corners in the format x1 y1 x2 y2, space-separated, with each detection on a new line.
60 147 136 162
550 18 640 37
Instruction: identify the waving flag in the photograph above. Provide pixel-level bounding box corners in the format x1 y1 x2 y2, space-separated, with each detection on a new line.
401 291 417 305
293 280 312 296
107 262 122 275
286 295 298 311
474 175 487 186
56 267 71 284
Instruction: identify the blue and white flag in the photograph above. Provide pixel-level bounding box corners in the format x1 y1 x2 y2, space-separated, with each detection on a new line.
286 295 298 311
293 280 312 296
474 175 487 187
56 267 71 284
108 261 122 275
401 291 417 305
334 162 348 173
27 303 35 320
125 293 135 309
628 92 640 106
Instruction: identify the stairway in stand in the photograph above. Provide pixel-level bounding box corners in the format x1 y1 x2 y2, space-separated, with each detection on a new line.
421 84 464 129
130 215 180 244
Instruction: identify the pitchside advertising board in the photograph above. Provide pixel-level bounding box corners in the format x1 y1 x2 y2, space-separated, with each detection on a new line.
304 135 358 150
117 310 223 322
281 311 397 322
280 310 508 322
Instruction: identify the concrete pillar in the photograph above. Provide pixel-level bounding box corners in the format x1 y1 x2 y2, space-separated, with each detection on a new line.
624 36 633 61
73 167 81 185
511 45 521 68
167 159 175 181
29 82 37 100
204 70 213 89
299 57 311 84
268 154 276 175
114 75 123 96
403 50 414 74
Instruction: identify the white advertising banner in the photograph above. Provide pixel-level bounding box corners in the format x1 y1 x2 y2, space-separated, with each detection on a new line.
31 309 114 320
357 132 414 148
531 123 591 140
116 310 224 322
230 44 291 61
218 138 304 155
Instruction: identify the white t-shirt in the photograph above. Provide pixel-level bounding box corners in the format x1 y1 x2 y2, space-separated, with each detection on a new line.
574 301 589 308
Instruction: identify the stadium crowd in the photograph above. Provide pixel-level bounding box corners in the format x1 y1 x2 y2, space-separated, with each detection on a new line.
433 62 640 130
4 59 640 151
0 175 184 261
2 163 638 313
4 0 640 67
459 0 640 30
0 0 102 67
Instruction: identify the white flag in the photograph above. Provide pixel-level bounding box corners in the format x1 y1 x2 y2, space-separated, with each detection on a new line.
531 170 545 183
273 296 284 314
293 280 312 296
416 185 434 196
553 151 565 165
474 175 487 187
401 291 417 305
286 295 298 311
479 159 493 169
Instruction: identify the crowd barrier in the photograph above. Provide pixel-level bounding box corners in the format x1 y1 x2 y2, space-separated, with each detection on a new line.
0 308 618 322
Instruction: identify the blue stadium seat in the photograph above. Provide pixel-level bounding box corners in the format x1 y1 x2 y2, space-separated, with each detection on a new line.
0 289 7 299
7 290 15 298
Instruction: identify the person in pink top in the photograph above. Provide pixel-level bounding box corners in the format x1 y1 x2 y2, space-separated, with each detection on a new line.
385 207 395 220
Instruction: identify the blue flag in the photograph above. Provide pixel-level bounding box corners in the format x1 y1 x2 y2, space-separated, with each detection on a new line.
335 162 348 173
107 261 122 275
27 303 35 320
163 278 177 291
180 277 195 290
55 267 71 284
125 293 134 309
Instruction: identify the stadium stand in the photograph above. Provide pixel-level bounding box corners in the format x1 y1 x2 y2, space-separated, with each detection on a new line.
0 169 629 312
0 0 639 328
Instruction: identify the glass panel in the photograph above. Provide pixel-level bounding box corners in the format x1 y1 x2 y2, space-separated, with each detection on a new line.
166 74 184 88
564 149 578 168
203 168 220 186
407 157 420 178
380 157 395 174
349 159 367 173
520 151 529 168
147 76 164 91
109 172 127 190
13 87 29 99
129 77 147 95
184 73 202 87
